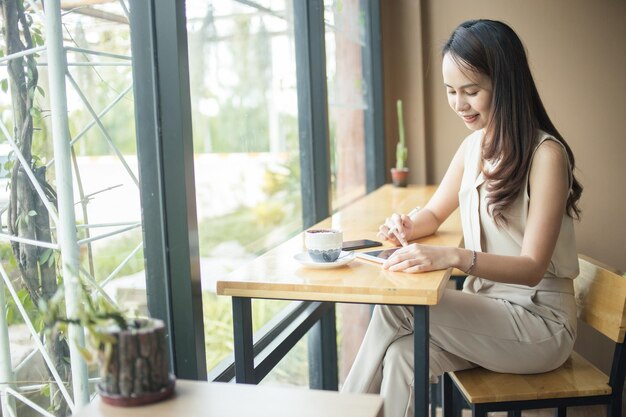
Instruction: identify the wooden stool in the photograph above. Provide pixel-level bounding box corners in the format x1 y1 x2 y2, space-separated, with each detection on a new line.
443 256 626 417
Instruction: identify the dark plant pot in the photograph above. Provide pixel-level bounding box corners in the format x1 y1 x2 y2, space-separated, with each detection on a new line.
97 318 175 406
391 167 409 187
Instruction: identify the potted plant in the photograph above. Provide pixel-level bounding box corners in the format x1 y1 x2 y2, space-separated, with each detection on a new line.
391 99 409 187
42 284 175 407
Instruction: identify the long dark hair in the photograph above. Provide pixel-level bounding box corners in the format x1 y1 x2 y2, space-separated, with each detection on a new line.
443 19 582 225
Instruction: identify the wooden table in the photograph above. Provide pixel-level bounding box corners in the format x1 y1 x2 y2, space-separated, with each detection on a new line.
70 379 384 417
217 184 463 417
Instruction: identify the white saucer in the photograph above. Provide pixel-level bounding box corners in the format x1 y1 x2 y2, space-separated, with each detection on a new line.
293 251 356 269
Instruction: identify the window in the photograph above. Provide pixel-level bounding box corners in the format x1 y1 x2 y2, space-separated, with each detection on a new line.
324 0 369 210
0 1 144 413
131 0 384 388
185 0 305 381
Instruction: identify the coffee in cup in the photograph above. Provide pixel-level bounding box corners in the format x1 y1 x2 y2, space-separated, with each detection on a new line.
304 229 343 262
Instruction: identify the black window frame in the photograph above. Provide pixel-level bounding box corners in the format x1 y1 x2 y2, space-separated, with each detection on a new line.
129 0 385 382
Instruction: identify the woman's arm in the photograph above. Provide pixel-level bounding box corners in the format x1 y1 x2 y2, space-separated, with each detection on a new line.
380 139 467 244
385 140 570 287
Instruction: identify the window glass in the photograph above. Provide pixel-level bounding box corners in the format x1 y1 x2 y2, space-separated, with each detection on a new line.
324 0 368 210
185 0 303 374
0 1 142 413
324 0 372 386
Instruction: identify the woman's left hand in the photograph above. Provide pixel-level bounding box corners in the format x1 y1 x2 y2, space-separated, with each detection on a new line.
382 243 453 273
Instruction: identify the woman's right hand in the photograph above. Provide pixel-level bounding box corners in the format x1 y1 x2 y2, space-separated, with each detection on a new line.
377 213 415 246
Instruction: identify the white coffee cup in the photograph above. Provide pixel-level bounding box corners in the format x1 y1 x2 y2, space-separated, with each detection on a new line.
304 229 343 263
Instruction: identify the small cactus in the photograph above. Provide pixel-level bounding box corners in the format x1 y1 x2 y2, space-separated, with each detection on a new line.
395 99 408 170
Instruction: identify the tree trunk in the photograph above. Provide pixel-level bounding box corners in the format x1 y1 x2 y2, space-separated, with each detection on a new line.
3 0 39 302
1 0 68 414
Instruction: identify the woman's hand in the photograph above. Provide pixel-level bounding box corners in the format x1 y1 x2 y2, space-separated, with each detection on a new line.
377 213 415 246
382 243 457 273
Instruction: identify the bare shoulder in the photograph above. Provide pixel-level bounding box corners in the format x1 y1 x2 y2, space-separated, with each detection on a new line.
529 138 569 194
532 139 568 170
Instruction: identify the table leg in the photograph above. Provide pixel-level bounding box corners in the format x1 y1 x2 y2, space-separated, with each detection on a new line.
308 302 338 390
232 297 255 383
414 305 429 417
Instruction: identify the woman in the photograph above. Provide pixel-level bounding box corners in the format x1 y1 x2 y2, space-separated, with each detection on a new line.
341 19 583 417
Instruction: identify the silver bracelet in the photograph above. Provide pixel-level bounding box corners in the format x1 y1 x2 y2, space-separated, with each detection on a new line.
465 250 477 275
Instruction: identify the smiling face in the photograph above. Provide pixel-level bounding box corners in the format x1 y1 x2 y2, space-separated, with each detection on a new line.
442 53 493 131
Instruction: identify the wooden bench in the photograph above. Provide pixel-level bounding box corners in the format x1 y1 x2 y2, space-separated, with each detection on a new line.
442 255 626 417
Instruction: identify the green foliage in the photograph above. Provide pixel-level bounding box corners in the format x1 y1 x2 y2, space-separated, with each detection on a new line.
14 209 37 228
30 26 44 47
198 210 259 256
0 248 19 326
40 281 130 365
203 293 308 385
40 282 127 330
1 157 13 180
198 153 301 256
0 243 14 270
203 293 234 369
39 247 55 269
4 285 45 331
206 101 270 153
40 383 50 398
85 232 145 281
198 206 298 257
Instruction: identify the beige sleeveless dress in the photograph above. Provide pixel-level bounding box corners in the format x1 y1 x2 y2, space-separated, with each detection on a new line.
342 130 579 417
459 129 579 323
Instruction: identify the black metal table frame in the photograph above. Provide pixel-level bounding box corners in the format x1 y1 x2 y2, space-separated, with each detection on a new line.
230 296 430 417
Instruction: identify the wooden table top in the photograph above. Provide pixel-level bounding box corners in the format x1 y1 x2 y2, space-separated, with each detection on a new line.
216 184 463 305
70 380 384 417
